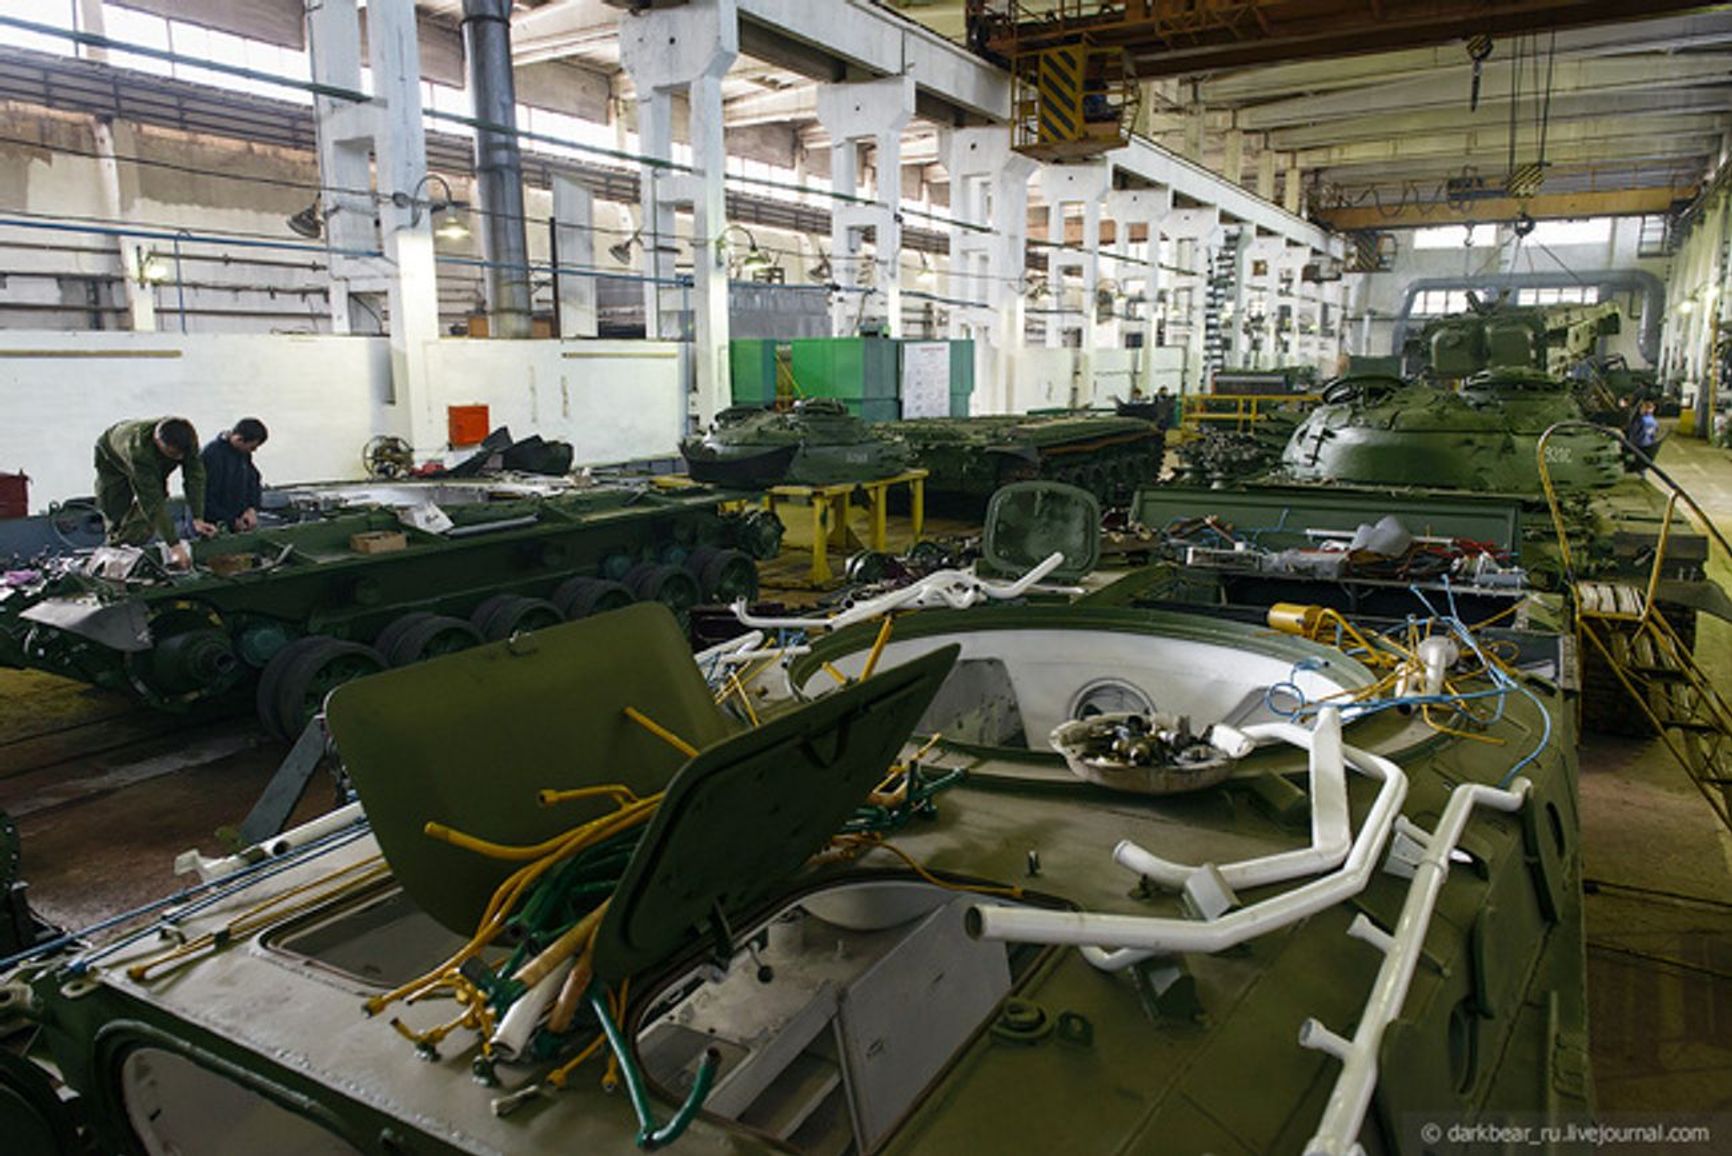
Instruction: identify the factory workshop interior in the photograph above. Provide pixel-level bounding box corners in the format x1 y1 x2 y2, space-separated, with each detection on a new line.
2 1 1732 1154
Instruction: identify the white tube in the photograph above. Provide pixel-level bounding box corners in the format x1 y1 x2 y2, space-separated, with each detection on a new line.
263 802 366 857
1302 778 1530 1156
967 737 1408 968
693 630 764 668
731 552 1069 632
175 802 367 883
1112 710 1353 894
488 957 574 1063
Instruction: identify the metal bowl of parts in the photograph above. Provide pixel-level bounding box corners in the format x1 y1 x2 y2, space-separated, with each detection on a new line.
1050 712 1238 796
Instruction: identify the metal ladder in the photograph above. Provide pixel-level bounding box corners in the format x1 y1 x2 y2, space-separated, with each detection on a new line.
1575 580 1732 832
1538 420 1732 835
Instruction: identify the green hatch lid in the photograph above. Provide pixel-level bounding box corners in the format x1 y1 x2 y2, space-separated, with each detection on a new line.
326 603 736 934
591 642 959 981
981 480 1100 582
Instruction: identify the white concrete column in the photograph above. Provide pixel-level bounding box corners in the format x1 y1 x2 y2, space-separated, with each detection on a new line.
1222 128 1244 188
991 155 1037 412
1164 207 1219 394
1283 154 1303 215
1183 106 1205 162
367 0 443 452
552 175 597 338
91 120 155 332
306 0 442 451
635 91 676 339
1256 143 1277 202
1044 201 1065 349
689 70 731 427
1108 187 1173 395
817 76 915 337
619 0 739 431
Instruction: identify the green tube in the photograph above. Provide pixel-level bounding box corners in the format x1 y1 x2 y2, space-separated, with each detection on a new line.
588 985 720 1150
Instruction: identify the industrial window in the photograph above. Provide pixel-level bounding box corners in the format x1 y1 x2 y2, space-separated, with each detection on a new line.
1411 289 1472 316
1526 218 1612 246
0 0 72 55
99 6 172 77
1411 225 1481 250
1513 286 1599 306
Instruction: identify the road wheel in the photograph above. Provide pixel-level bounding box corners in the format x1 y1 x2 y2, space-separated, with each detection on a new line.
552 576 634 621
261 636 383 741
470 594 563 642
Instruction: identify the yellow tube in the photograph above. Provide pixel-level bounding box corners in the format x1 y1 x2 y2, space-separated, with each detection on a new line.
859 615 896 681
623 707 699 758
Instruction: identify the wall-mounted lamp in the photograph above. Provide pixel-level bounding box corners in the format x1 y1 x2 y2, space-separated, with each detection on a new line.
1675 298 1696 316
391 173 470 242
915 251 936 286
286 198 325 240
137 250 170 286
719 223 777 279
608 228 642 265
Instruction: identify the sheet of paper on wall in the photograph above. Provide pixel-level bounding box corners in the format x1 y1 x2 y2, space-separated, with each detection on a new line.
901 341 951 419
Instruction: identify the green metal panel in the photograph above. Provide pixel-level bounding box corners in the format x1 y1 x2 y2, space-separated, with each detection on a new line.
728 340 779 406
790 336 900 401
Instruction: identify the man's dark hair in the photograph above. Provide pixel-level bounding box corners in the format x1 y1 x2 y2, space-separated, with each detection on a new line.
233 417 269 445
155 417 198 458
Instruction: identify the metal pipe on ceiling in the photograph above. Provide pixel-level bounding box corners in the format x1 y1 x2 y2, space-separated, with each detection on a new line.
461 0 533 338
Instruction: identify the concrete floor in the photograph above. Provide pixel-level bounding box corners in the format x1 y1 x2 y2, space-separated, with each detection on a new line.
3 437 1731 1120
1575 430 1732 1116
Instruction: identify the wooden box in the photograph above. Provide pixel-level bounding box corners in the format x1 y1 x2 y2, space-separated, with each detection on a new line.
349 531 408 555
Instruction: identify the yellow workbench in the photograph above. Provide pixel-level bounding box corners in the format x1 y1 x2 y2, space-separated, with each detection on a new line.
761 468 928 586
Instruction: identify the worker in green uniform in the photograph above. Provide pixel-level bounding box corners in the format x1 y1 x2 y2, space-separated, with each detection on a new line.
92 417 216 568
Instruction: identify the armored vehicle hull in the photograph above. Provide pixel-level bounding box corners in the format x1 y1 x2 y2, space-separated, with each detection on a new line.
1282 372 1621 494
880 412 1164 509
2 601 1586 1156
0 484 780 734
682 400 912 488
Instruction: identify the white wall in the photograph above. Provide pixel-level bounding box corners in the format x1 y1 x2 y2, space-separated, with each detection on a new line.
0 332 684 511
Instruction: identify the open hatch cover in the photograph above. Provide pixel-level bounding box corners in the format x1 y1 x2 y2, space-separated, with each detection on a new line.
591 643 959 981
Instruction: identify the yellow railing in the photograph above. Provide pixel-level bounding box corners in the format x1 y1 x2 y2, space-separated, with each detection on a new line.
1177 392 1319 437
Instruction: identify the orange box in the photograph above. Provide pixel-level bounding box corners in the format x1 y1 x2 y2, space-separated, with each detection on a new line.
447 404 490 447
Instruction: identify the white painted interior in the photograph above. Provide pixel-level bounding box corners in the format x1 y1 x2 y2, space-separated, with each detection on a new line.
0 332 683 510
803 628 1356 747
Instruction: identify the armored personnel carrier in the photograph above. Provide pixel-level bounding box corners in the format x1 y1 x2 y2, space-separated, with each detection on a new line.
0 484 781 736
1406 300 1621 382
1282 370 1622 493
681 399 912 488
879 411 1164 509
1 594 1585 1156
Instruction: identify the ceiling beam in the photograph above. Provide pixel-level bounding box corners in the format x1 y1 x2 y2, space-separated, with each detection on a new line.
1266 89 1732 151
1198 9 1732 102
1311 137 1721 184
1112 0 1724 78
1294 113 1730 169
1314 185 1697 230
1236 55 1732 130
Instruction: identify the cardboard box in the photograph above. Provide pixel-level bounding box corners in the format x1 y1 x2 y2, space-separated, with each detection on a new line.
349 531 407 555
